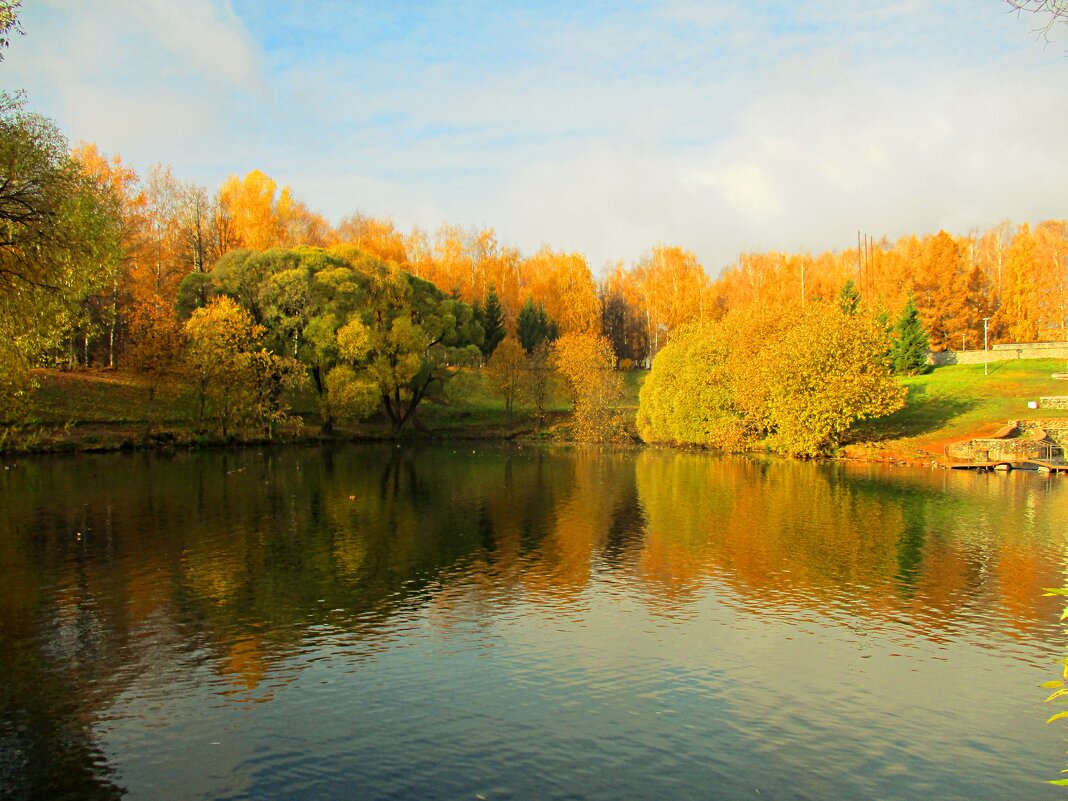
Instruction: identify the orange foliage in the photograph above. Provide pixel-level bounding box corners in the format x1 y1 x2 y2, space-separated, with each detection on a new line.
216 170 329 254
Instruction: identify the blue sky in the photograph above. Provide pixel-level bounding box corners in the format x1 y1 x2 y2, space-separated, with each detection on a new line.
5 1 1067 274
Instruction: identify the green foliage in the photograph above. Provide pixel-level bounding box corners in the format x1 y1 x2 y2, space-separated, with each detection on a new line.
637 320 751 450
891 295 931 376
0 93 123 418
638 302 906 456
199 245 485 434
474 284 506 357
517 298 559 354
176 271 217 319
838 279 861 315
349 261 484 431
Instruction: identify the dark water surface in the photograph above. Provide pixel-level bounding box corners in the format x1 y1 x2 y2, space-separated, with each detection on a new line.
2 444 1067 800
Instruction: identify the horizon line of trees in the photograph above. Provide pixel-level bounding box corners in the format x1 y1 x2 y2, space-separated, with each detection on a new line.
4 87 1065 432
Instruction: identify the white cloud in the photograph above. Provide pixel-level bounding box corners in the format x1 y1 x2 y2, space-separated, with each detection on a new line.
6 0 1068 278
491 64 1068 274
7 0 262 167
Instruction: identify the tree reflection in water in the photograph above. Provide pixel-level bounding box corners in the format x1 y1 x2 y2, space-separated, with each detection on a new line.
1 445 1065 799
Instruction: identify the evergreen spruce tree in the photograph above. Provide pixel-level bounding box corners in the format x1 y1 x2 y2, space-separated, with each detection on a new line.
891 296 931 375
477 285 505 357
838 279 861 315
516 298 558 354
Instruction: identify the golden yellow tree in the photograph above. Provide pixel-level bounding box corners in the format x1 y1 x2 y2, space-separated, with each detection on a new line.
552 332 624 441
486 335 526 419
126 294 185 430
216 169 326 253
521 248 600 336
184 296 262 435
638 303 903 457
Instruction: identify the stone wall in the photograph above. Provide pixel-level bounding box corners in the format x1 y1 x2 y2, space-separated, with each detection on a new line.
947 438 1050 461
1040 396 1068 410
929 343 1068 366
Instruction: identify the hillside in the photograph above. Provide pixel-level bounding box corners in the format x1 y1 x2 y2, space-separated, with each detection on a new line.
843 358 1068 461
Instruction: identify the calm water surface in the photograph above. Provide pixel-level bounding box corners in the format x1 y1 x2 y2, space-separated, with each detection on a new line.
1 444 1067 800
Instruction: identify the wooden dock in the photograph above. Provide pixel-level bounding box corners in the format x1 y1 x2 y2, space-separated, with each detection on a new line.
948 459 1068 473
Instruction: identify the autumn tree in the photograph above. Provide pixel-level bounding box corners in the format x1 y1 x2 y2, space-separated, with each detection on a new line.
71 143 144 366
638 303 904 457
333 213 408 264
519 248 600 336
126 295 186 432
552 332 625 442
599 279 647 366
184 297 263 435
0 95 122 415
525 342 555 422
486 335 525 419
753 304 905 456
215 170 327 254
637 319 751 450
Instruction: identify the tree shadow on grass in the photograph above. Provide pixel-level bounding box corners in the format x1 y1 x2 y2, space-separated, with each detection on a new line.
844 385 979 443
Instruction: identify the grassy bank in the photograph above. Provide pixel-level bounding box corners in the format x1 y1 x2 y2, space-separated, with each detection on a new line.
844 358 1068 461
1 367 585 453
5 360 1066 459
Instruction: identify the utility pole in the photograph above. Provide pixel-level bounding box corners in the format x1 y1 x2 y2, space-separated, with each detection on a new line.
982 316 991 376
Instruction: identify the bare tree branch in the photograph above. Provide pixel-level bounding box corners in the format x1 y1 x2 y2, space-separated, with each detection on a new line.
1006 0 1068 44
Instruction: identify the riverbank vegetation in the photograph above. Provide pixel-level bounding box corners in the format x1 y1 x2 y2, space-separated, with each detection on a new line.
5 13 1068 454
637 302 906 457
6 358 1067 458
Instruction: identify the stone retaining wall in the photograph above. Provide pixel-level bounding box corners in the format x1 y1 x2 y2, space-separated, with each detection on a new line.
930 345 1068 366
947 438 1050 461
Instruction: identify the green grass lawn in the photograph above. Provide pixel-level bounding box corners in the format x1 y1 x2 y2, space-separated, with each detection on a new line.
848 358 1068 453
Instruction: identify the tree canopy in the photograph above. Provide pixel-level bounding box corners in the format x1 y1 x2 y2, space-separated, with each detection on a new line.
0 93 123 416
638 302 905 457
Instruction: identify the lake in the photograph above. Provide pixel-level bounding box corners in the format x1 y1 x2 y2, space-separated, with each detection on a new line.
1 444 1066 800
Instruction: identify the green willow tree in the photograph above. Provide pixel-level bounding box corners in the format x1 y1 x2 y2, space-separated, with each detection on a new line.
325 256 483 432
196 245 484 434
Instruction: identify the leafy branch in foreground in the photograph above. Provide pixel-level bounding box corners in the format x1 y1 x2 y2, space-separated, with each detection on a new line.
1041 586 1068 786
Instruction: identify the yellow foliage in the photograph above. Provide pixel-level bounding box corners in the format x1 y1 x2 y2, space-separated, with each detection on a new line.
324 365 380 422
486 335 526 416
520 248 601 336
754 303 906 457
336 318 372 362
552 332 625 441
637 302 904 456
